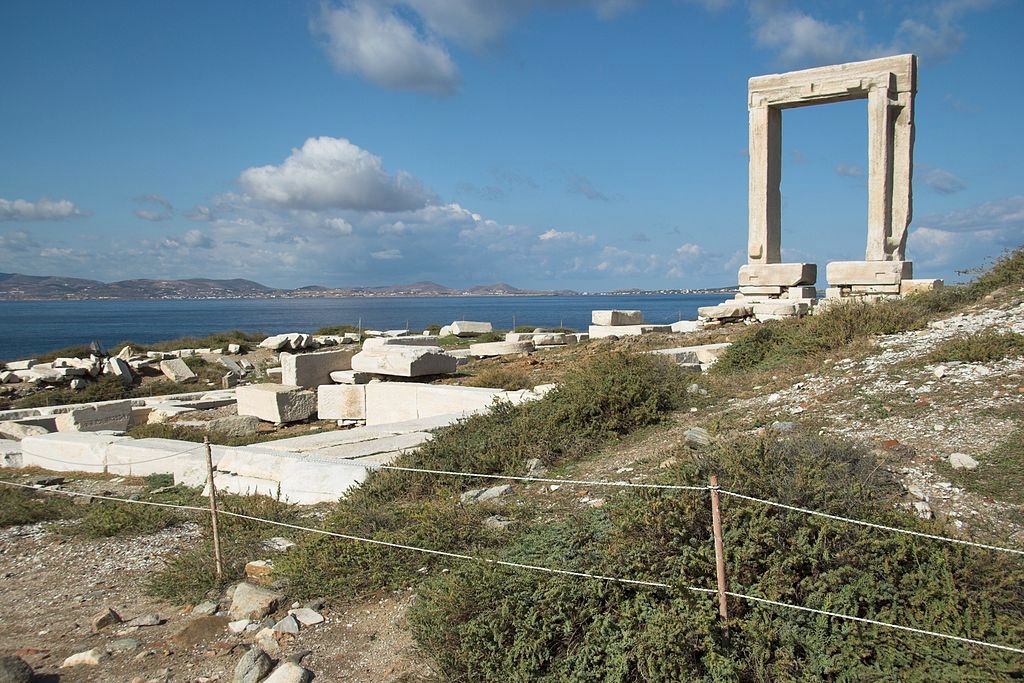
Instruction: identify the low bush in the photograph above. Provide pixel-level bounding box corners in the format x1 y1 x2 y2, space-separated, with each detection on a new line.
66 499 180 538
462 365 536 391
0 484 79 527
927 329 1024 364
275 351 691 599
146 493 298 603
12 375 134 409
410 432 1024 680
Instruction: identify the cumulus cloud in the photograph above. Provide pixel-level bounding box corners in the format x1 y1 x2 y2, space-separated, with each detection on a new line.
0 197 83 221
923 168 967 195
323 217 354 235
371 248 403 260
181 229 213 248
751 3 857 65
134 194 174 222
314 2 460 95
187 205 214 222
239 136 431 212
676 243 703 258
910 195 1024 270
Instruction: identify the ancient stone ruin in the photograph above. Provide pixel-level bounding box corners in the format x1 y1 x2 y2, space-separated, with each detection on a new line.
702 54 942 324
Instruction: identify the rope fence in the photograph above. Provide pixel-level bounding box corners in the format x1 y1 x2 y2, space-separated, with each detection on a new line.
2 453 1023 657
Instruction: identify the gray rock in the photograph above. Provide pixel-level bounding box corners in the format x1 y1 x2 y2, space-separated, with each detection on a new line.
770 421 797 432
108 638 142 652
192 600 219 616
159 358 197 383
233 646 274 683
208 414 261 438
126 613 163 627
272 614 300 634
91 607 123 632
262 537 296 552
229 582 284 621
483 515 512 530
263 661 313 683
684 427 712 448
913 501 933 520
476 484 513 502
0 655 33 682
949 452 979 470
524 458 547 476
61 648 108 667
288 607 324 627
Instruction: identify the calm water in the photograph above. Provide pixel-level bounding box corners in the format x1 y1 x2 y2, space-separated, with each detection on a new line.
0 294 725 361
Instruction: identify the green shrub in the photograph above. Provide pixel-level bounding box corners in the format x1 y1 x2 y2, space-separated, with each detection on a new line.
12 375 134 409
275 351 690 599
965 246 1024 297
462 365 536 391
927 330 1024 364
146 493 298 603
315 324 362 336
66 499 180 538
410 432 1024 681
0 485 79 527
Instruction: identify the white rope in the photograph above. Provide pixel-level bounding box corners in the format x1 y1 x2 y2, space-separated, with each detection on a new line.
718 489 1024 557
725 590 1024 655
2 480 1020 655
377 464 711 491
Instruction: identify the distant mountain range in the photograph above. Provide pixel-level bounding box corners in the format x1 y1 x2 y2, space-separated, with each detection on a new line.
0 273 579 300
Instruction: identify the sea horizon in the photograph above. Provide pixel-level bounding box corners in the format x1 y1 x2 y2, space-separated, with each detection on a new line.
0 293 726 362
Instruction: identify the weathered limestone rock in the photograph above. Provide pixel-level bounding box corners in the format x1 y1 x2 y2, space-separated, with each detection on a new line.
826 260 913 287
0 439 22 468
0 370 20 384
650 343 732 367
20 432 128 472
159 358 197 383
4 360 36 371
220 356 244 377
61 648 108 667
449 320 492 336
236 384 315 423
753 301 808 320
697 302 753 320
280 348 356 387
900 279 943 295
245 560 275 586
229 582 284 620
949 452 979 470
462 484 513 503
0 421 48 441
469 340 535 357
351 345 457 377
288 607 325 626
670 320 702 334
592 310 643 326
208 415 261 438
738 263 817 287
54 400 133 433
588 324 672 339
329 369 373 384
105 357 134 386
259 333 315 351
318 384 366 421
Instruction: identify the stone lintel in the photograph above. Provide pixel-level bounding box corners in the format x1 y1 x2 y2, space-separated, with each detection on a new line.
738 263 817 287
738 285 784 296
748 54 916 109
826 260 912 286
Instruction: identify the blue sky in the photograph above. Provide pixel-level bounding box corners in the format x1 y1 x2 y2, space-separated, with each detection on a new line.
1 1 1021 291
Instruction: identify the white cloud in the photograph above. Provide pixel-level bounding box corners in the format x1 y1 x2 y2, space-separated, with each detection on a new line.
910 195 1024 270
676 243 703 258
538 228 595 244
752 4 856 65
239 136 431 212
134 194 174 222
0 197 83 221
323 217 354 235
371 248 403 260
923 168 966 195
186 205 214 222
0 230 38 252
314 2 460 95
182 229 213 248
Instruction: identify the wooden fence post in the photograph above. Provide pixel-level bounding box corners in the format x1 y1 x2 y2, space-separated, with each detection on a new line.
710 474 728 632
205 437 223 579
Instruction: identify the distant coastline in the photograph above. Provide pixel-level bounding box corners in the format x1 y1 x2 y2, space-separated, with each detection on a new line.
0 272 736 301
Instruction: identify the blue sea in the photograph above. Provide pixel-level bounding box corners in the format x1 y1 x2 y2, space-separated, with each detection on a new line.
0 294 726 362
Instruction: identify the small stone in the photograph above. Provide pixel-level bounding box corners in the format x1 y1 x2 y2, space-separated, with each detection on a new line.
272 615 300 634
228 619 251 634
949 453 979 470
476 484 513 502
192 601 219 616
233 646 274 683
684 427 712 448
770 421 796 432
482 515 512 530
91 607 123 632
913 501 933 520
229 583 284 621
263 661 313 683
61 648 108 667
262 537 296 552
933 365 947 379
288 608 325 627
126 613 162 627
245 560 274 586
108 638 142 653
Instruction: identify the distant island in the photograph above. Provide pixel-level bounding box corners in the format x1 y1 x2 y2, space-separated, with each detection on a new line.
0 272 736 301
